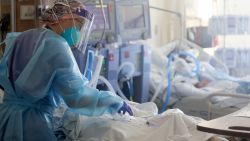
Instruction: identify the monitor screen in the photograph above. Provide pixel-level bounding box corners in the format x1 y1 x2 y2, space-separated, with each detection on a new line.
120 5 145 30
86 5 111 31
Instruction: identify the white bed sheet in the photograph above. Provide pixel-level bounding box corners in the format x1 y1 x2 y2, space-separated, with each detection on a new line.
62 102 213 141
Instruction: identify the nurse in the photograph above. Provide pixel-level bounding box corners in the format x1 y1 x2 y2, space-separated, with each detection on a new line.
0 0 132 140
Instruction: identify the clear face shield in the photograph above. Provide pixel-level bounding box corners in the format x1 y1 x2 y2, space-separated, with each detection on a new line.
60 8 95 54
41 0 95 54
41 0 96 77
66 9 95 77
74 9 94 54
58 9 95 76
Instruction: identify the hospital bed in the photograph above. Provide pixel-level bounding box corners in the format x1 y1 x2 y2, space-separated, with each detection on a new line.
150 40 250 120
171 76 250 120
151 77 250 120
173 92 250 120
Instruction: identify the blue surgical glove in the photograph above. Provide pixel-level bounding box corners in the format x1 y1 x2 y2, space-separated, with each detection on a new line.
117 102 133 116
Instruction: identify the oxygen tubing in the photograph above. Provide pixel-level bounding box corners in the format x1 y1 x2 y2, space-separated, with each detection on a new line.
160 51 200 113
98 76 116 96
116 62 136 100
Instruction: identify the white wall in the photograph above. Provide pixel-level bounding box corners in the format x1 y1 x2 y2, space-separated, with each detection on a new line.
217 0 250 15
146 0 185 47
186 0 211 27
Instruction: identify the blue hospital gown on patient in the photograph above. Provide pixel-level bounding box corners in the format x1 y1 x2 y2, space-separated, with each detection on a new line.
0 28 123 141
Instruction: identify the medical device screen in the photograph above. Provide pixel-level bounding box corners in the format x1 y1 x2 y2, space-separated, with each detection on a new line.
120 5 145 30
86 5 111 31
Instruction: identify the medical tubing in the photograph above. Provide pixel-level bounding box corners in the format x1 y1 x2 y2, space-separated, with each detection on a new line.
88 54 104 88
160 54 173 113
117 83 129 100
116 62 136 100
98 76 116 95
128 79 134 101
91 55 103 87
150 82 164 102
84 50 94 80
118 62 135 78
160 51 200 113
99 0 106 42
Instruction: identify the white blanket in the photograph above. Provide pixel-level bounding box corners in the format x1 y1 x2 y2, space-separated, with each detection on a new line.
62 102 213 141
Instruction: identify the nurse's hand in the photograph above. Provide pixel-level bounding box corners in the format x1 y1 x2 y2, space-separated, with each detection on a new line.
117 101 133 116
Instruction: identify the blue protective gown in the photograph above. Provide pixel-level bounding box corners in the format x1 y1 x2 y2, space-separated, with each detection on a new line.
0 28 123 141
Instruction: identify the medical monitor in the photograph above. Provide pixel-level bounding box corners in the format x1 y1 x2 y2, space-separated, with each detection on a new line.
121 5 145 30
84 0 117 44
87 5 111 31
116 0 151 41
